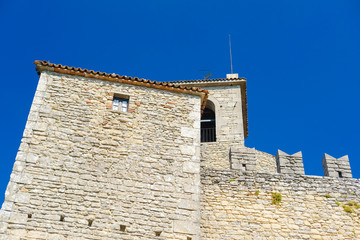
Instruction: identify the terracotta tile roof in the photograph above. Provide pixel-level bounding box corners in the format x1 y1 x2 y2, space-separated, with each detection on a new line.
170 78 248 138
34 61 209 111
169 77 246 84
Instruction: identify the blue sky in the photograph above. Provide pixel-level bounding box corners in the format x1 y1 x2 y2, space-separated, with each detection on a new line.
0 0 359 204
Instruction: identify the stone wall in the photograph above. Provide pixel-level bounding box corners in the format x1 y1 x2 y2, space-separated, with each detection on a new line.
230 148 257 173
201 144 277 174
201 168 360 240
200 142 231 169
254 149 277 173
0 71 202 240
230 147 277 174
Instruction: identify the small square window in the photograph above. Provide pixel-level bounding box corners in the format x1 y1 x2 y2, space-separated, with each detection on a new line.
112 97 129 112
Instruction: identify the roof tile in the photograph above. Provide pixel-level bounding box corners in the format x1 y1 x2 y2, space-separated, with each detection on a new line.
34 60 209 111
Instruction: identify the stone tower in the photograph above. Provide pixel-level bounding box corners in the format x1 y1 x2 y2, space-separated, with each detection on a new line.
1 61 359 240
170 73 248 169
0 61 208 240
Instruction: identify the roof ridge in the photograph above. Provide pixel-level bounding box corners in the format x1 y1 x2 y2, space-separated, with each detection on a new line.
169 78 246 83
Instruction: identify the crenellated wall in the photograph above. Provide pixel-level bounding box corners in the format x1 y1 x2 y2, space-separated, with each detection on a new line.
201 168 360 240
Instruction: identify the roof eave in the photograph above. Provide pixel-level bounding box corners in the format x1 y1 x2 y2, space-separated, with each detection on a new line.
34 61 209 114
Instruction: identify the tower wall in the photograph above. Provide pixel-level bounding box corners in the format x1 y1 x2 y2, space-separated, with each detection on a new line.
0 71 202 240
200 85 244 169
205 86 244 144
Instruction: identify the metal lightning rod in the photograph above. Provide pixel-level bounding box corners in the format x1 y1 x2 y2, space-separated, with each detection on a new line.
229 34 233 74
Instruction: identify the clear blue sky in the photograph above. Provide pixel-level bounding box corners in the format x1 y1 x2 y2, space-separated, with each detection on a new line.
0 0 359 204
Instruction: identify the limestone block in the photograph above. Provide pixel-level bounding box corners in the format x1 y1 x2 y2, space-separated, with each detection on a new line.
0 210 10 222
7 229 26 237
180 145 195 155
181 127 197 139
13 162 25 173
178 199 197 211
14 152 26 163
14 192 30 204
33 122 48 131
173 220 197 234
1 202 13 211
0 222 8 234
27 230 48 239
183 162 200 174
9 213 27 224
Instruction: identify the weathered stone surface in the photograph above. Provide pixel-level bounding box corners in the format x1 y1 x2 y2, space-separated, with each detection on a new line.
322 153 352 178
276 150 305 175
201 168 360 240
199 85 245 169
0 68 358 240
174 220 198 234
0 71 202 239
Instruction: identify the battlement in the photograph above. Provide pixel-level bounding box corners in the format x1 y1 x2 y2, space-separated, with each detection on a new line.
229 147 355 179
276 150 305 175
322 153 352 178
201 167 360 239
230 147 257 172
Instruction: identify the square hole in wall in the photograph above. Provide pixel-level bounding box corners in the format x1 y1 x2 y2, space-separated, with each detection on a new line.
120 225 126 232
242 164 247 171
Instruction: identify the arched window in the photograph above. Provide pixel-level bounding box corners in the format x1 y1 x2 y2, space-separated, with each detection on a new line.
201 100 216 142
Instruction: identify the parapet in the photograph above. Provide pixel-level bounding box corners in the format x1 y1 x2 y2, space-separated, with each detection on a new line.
322 153 352 178
229 148 355 179
230 148 256 172
276 150 305 175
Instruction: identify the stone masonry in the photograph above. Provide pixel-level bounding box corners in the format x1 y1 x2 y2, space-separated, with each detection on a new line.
0 63 205 240
169 79 247 170
322 153 352 178
276 150 305 175
201 169 360 239
0 62 359 240
230 147 257 173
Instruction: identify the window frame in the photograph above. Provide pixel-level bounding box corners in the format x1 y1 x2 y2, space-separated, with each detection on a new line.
112 94 129 112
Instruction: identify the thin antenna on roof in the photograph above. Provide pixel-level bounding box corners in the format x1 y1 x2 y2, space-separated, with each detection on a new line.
229 34 233 74
199 69 212 80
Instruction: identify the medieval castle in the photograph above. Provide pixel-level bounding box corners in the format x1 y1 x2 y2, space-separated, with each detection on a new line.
0 61 359 239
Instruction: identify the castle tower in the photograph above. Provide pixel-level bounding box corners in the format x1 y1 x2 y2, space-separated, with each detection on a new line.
170 73 248 169
1 61 358 240
0 61 207 240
